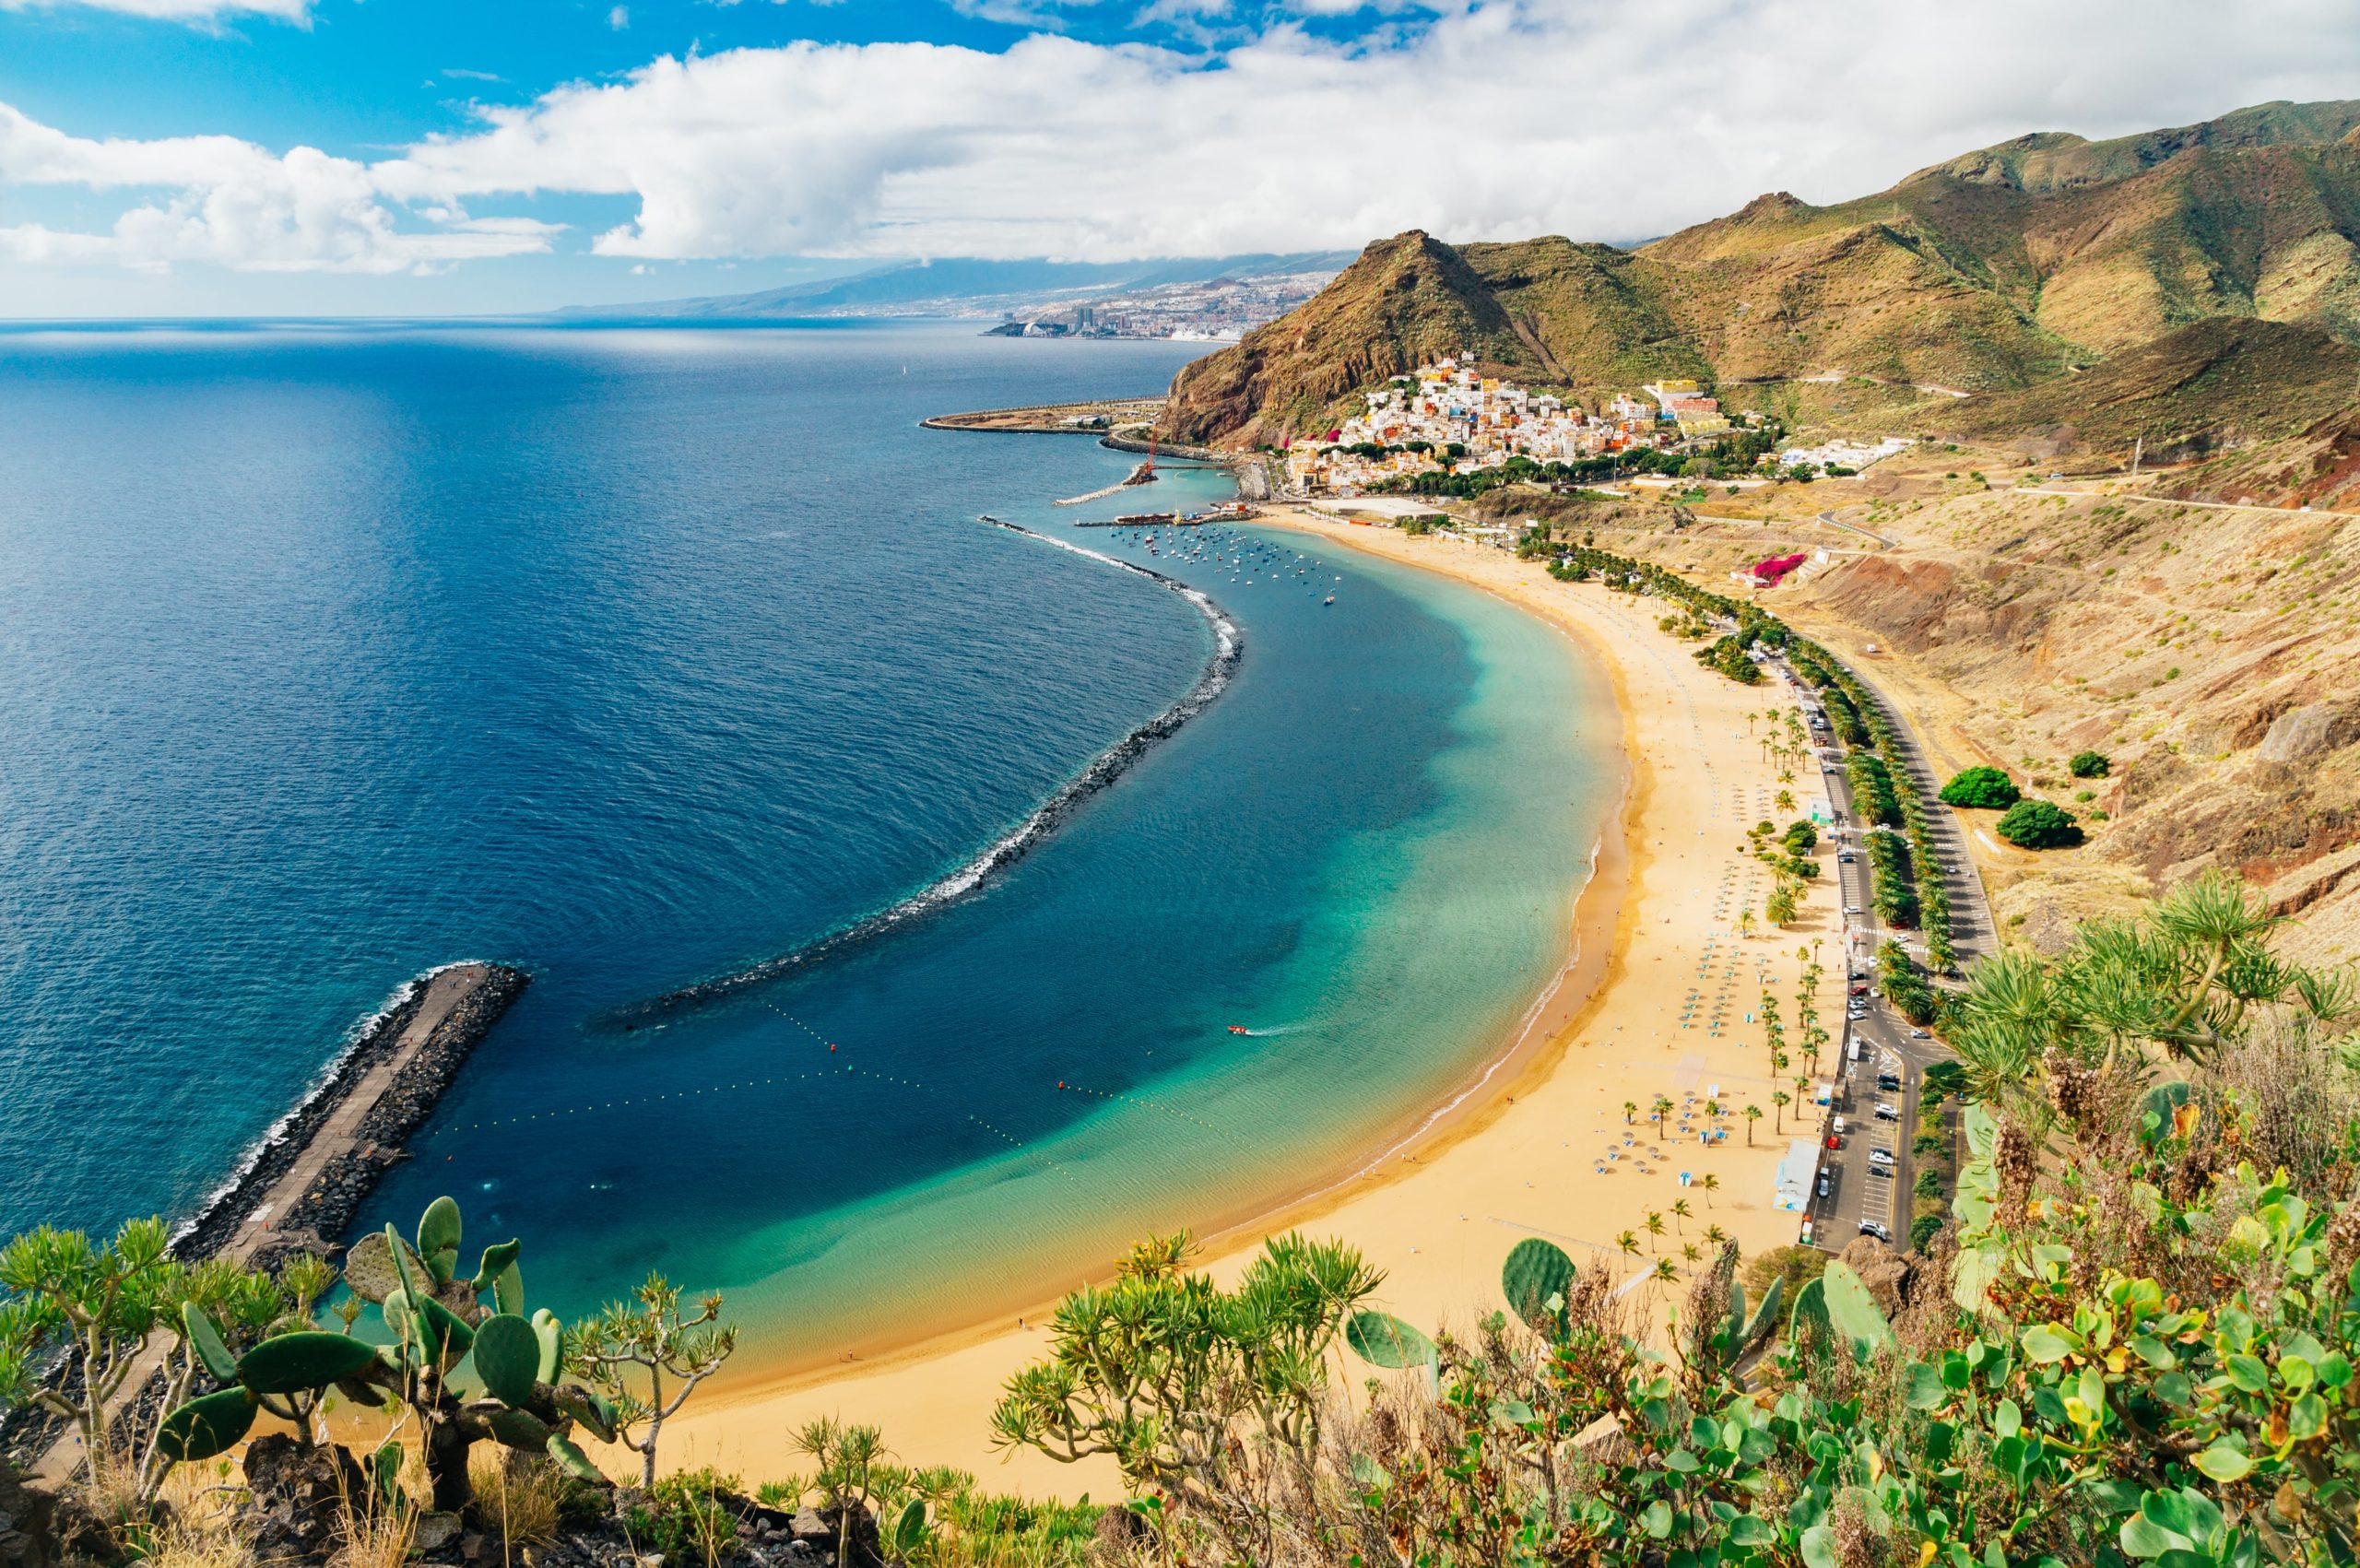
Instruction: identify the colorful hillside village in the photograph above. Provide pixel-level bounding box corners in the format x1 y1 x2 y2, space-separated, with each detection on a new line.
1282 359 1914 497
1282 359 1744 493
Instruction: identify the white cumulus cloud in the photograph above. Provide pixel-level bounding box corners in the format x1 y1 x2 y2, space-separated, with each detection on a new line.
12 0 2360 277
0 104 557 273
372 0 2360 261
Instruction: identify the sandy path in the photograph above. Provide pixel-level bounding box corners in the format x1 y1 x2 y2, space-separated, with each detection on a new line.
648 514 1840 1498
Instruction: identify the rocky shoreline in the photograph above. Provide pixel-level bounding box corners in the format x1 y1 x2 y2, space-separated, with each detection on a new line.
171 963 529 1265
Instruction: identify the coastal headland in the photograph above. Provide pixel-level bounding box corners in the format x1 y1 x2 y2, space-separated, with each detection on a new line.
651 498 1843 1497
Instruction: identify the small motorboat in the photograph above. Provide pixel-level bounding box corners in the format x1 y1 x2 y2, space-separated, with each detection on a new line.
1324 595 1336 606
1227 1025 1249 1035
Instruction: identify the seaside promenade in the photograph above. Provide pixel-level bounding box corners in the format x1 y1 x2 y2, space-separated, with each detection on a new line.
654 507 1847 1495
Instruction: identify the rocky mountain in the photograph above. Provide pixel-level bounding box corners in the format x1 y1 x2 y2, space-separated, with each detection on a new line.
1161 99 2360 448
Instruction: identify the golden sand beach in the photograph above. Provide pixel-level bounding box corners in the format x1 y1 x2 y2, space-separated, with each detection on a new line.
644 508 1842 1497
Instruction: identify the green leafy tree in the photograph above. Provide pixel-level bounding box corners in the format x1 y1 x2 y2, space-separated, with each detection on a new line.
1996 796 2081 849
566 1271 738 1488
991 1232 1380 1563
1939 765 2021 809
2070 749 2111 777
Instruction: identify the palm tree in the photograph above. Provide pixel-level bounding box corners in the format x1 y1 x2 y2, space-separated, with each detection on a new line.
1738 908 1757 939
1704 1223 1729 1248
1616 1230 1640 1266
1700 1173 1720 1208
1622 1099 1637 1126
1670 1198 1692 1231
1772 1090 1791 1131
1682 1244 1701 1267
1644 1212 1666 1252
1743 1104 1764 1144
1652 1095 1674 1127
1776 788 1795 813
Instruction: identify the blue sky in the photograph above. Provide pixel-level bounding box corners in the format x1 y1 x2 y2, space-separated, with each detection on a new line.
6 0 2359 316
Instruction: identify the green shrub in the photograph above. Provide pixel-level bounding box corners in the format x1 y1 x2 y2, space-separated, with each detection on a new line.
625 1468 741 1568
1997 798 2081 849
1780 819 1818 854
1938 765 2019 809
1907 1212 1943 1252
2069 749 2110 777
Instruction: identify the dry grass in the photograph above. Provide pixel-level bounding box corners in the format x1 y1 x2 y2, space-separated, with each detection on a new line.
468 1451 569 1550
329 1488 417 1568
136 1516 258 1568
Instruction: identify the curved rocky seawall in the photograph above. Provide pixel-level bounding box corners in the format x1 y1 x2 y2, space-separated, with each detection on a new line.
617 519 1243 1024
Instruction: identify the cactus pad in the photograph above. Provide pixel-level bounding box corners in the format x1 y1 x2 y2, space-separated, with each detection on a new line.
471 1313 542 1408
1500 1238 1576 1336
1820 1261 1894 1354
483 1406 555 1452
1345 1310 1434 1370
183 1302 239 1384
419 1197 464 1286
236 1330 381 1395
156 1387 258 1463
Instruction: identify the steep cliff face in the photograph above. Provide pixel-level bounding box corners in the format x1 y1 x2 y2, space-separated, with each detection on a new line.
1160 99 2360 449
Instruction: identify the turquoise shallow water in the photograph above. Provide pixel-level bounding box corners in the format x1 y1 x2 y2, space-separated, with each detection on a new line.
0 320 1612 1367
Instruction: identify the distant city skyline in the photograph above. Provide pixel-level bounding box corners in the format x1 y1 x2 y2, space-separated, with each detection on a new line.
5 0 2360 315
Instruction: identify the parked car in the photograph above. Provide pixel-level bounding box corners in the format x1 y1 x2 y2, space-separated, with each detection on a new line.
1874 1102 1900 1121
1866 1162 1894 1179
1868 1148 1895 1166
1859 1220 1892 1241
1831 1115 1847 1136
1839 853 1856 864
1876 1073 1901 1091
1909 1029 1931 1040
1849 983 1870 996
1824 1133 1842 1150
1817 1172 1832 1199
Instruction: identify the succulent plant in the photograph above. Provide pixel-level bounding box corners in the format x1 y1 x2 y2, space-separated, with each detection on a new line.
1818 1259 1894 1356
156 1197 615 1510
1500 1237 1576 1338
1344 1310 1435 1371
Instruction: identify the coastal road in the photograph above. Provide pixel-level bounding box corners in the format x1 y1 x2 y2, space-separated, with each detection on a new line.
1772 656 1992 1255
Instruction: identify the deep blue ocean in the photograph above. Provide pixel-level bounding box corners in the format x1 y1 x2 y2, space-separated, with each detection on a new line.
0 320 1610 1368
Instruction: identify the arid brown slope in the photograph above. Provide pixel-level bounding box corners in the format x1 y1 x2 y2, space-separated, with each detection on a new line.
1162 100 2360 448
1776 489 2360 966
1935 318 2360 460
